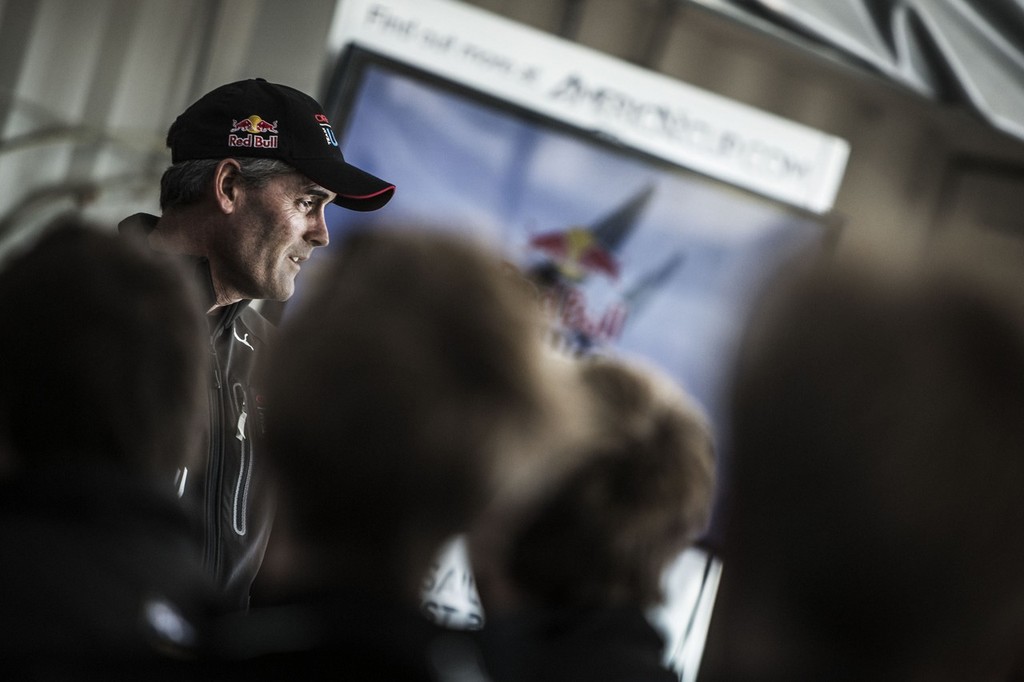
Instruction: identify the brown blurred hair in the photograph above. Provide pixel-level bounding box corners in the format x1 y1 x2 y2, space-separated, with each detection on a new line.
506 355 715 609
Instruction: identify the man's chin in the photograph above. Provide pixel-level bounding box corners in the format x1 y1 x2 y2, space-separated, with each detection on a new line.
266 274 298 302
269 289 294 302
257 284 294 303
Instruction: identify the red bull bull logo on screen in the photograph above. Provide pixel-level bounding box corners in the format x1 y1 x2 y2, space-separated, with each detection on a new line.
228 114 279 149
529 227 620 282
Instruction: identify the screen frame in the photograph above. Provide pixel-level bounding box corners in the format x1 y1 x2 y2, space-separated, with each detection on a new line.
261 44 843 329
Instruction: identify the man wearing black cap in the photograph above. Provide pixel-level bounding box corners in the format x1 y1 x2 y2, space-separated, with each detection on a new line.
120 78 394 609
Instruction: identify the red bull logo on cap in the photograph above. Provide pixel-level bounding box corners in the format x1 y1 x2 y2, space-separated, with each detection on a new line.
228 114 279 149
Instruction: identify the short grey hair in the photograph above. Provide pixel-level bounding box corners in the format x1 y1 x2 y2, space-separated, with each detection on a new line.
159 157 296 211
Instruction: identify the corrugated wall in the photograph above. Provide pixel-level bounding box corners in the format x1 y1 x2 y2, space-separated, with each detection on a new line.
0 0 337 258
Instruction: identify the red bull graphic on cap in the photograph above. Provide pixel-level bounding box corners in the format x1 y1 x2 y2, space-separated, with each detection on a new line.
228 114 279 149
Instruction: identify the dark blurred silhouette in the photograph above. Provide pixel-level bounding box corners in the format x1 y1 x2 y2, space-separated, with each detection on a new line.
0 216 221 674
470 354 715 682
209 226 585 679
700 238 1024 682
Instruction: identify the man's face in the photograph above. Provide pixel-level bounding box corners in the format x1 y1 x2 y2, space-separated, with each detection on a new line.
216 171 334 302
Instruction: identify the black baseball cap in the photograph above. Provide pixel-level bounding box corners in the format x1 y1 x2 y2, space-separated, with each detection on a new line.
167 78 394 211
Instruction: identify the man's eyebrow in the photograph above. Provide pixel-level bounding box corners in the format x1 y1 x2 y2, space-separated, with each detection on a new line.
302 186 333 201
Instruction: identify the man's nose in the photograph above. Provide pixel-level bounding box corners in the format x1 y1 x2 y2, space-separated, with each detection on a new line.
308 209 330 247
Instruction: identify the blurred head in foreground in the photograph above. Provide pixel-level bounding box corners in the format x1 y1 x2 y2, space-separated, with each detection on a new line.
703 237 1024 681
260 226 586 603
0 215 213 665
465 354 714 682
0 216 207 479
484 355 715 612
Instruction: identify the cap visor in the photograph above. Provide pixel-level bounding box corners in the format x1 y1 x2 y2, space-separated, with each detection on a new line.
298 158 395 212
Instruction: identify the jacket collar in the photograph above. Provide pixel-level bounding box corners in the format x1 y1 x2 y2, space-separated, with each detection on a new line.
118 212 250 335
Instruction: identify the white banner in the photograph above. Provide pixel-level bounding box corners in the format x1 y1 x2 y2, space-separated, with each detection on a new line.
328 0 849 213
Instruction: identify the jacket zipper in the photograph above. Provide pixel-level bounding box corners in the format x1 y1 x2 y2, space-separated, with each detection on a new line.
206 344 224 578
232 382 251 536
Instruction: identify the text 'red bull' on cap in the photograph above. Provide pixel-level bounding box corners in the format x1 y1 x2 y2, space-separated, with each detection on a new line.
166 78 395 212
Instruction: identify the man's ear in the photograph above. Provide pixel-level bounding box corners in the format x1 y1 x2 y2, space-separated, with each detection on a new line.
213 158 243 215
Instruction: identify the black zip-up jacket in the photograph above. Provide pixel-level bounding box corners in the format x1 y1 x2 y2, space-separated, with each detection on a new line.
120 214 274 610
